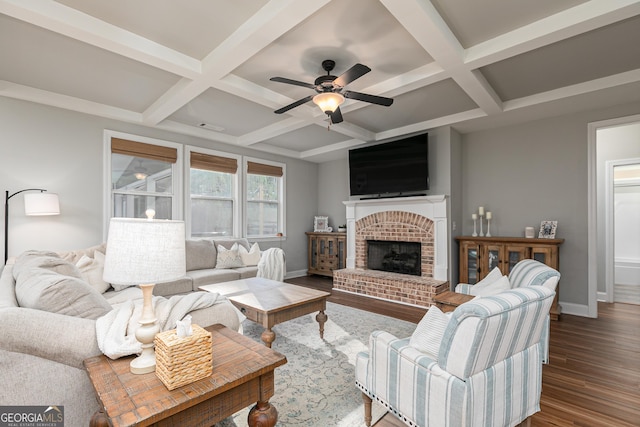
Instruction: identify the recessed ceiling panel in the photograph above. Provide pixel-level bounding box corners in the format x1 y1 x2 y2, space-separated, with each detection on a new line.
168 88 282 136
234 0 434 101
0 15 180 112
258 125 351 152
55 0 268 60
431 0 588 48
480 15 640 101
345 79 478 132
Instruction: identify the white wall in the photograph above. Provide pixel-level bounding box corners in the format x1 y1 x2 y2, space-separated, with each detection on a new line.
0 97 318 274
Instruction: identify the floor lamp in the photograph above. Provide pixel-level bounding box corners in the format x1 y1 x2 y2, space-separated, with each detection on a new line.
4 189 60 264
103 215 186 374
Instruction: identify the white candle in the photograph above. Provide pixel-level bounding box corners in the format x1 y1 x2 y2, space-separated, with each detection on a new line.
472 213 477 220
486 211 492 219
478 206 484 216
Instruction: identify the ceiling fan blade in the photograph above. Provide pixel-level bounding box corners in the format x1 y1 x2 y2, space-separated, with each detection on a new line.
270 77 316 90
330 107 343 124
333 63 371 87
274 95 314 114
343 90 394 106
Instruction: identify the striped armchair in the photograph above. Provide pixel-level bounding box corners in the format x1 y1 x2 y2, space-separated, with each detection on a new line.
456 259 560 363
355 287 555 427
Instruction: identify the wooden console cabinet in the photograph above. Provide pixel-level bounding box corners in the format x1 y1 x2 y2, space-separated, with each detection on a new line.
456 236 564 320
306 232 346 277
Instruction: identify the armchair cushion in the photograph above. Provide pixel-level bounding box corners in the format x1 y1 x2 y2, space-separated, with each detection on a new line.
469 274 511 296
409 305 449 357
454 266 502 294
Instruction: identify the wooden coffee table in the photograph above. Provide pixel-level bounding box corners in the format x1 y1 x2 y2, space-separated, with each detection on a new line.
200 277 330 348
84 324 287 427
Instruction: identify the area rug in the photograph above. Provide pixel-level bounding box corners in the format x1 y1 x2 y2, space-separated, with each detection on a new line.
216 301 417 426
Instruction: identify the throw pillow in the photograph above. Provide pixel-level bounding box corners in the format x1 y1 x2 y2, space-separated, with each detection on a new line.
216 243 243 269
409 305 450 358
470 275 511 296
76 252 111 294
239 242 261 266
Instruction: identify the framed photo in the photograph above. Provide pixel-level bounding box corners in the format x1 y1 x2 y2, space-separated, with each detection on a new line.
539 221 558 239
314 216 329 232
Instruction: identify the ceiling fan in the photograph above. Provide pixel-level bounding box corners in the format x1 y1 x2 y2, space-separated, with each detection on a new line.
270 59 394 124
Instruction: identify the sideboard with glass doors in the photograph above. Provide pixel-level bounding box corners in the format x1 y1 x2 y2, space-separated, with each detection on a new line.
456 236 564 320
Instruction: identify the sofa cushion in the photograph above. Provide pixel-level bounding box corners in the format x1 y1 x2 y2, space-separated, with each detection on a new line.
153 277 194 297
235 266 259 279
214 238 251 251
13 251 112 319
185 239 217 271
216 243 243 269
15 268 112 320
188 269 241 289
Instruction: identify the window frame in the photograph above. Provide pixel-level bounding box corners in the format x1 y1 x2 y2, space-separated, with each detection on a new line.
185 145 241 238
103 130 183 239
243 156 286 241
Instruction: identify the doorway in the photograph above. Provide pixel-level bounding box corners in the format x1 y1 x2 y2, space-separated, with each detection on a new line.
589 116 640 316
607 161 640 304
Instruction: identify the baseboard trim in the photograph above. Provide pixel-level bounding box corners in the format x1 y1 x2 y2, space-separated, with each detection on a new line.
559 301 593 318
284 269 307 279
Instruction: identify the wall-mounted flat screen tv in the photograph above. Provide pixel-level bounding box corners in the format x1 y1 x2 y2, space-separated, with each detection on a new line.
349 133 429 197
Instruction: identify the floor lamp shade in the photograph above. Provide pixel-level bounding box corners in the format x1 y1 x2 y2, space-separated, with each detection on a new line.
24 193 60 216
103 218 186 285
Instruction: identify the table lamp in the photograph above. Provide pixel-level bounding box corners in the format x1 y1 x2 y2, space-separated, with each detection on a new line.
103 212 186 374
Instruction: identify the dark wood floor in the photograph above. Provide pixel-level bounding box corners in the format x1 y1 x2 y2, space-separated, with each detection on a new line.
286 275 640 427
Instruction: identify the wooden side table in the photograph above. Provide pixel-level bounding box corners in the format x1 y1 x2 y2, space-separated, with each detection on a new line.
432 290 474 313
84 324 287 427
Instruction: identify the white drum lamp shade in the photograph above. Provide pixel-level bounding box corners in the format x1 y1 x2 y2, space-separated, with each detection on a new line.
24 193 60 216
103 217 186 374
103 218 186 285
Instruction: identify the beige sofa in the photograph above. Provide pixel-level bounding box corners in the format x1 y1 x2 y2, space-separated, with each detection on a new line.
0 237 264 427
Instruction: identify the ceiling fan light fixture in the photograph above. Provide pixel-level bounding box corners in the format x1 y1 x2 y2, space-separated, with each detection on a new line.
313 92 344 114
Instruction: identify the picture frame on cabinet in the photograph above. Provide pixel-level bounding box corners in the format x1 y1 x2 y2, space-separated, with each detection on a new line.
314 216 329 232
539 221 558 238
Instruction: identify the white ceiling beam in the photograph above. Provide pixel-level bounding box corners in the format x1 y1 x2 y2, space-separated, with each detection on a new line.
381 0 502 115
300 139 367 159
237 117 310 146
0 0 201 79
376 109 487 141
0 80 142 123
465 0 640 69
504 68 640 111
142 0 330 125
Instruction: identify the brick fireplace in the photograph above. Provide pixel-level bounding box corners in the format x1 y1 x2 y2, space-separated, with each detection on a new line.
333 195 449 307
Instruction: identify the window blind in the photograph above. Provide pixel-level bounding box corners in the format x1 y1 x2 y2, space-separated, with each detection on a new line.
111 138 178 163
190 152 238 174
247 161 283 177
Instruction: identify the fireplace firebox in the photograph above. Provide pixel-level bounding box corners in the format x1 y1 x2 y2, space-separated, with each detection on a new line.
367 240 421 276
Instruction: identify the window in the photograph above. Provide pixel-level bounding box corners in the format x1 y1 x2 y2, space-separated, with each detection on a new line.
106 133 182 222
244 158 285 238
187 147 240 238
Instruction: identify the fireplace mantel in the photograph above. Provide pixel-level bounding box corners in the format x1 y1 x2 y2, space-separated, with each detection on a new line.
343 195 448 281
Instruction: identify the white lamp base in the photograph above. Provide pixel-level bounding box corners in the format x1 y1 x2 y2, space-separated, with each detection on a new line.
130 283 159 374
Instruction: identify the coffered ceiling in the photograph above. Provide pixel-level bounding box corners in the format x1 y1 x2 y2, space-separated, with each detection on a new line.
1 0 640 162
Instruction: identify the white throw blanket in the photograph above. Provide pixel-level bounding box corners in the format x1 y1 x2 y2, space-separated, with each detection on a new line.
257 247 286 281
96 291 225 359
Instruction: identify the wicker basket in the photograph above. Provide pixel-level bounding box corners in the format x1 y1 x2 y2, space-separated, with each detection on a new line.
154 324 213 390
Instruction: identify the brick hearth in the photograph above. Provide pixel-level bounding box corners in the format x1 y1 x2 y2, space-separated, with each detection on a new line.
334 208 448 308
